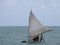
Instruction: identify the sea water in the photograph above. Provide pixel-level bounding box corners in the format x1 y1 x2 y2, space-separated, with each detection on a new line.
0 26 60 45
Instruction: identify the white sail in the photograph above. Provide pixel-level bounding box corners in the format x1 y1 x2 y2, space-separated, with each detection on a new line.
28 11 50 39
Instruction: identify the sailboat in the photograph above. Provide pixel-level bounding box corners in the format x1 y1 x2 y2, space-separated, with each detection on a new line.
28 10 51 42
22 10 51 43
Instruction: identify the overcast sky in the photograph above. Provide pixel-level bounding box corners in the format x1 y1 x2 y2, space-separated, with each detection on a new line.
0 0 60 26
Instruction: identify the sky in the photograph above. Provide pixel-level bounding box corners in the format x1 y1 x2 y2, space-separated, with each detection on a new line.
0 0 60 26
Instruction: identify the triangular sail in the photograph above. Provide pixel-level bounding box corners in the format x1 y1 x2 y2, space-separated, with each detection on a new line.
28 11 50 39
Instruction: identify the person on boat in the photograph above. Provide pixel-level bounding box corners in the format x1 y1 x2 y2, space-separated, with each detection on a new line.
32 33 43 42
40 34 43 42
32 36 39 41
